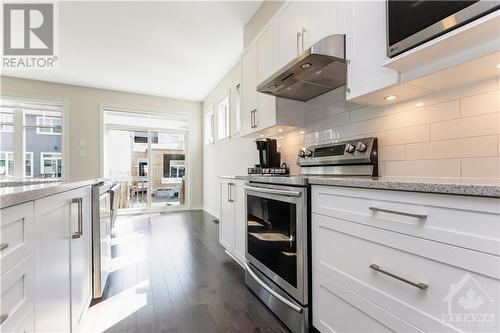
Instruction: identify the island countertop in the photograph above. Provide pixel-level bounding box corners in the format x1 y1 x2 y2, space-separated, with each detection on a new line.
0 179 105 209
307 176 500 198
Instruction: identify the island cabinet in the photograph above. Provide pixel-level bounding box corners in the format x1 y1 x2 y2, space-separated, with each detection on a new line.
219 178 246 266
0 185 92 333
311 185 500 333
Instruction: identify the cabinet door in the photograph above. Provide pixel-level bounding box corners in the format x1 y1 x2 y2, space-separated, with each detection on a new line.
240 42 259 136
306 1 349 48
233 181 246 264
70 187 92 331
219 181 235 250
278 1 305 65
34 192 72 332
346 1 398 100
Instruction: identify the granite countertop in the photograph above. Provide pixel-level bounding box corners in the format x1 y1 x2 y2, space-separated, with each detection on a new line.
219 175 246 180
0 178 61 188
307 176 500 198
0 179 105 209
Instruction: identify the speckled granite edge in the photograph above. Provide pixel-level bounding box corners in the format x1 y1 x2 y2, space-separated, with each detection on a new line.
307 177 500 198
0 179 104 209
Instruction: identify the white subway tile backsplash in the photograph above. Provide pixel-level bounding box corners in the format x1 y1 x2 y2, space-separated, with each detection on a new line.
378 145 405 161
460 90 500 118
377 125 429 146
430 113 499 140
462 157 500 179
278 79 500 181
385 159 461 178
405 135 498 160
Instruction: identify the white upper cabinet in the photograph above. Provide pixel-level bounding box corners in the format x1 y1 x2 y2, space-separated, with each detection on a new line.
277 1 307 65
240 42 259 137
345 0 399 102
306 1 349 47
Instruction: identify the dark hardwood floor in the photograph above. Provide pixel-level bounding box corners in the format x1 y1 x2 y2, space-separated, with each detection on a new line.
88 210 289 333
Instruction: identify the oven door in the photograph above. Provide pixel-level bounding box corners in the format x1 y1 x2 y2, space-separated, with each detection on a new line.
244 183 307 304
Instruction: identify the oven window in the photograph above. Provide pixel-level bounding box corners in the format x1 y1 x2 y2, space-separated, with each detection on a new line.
247 194 297 288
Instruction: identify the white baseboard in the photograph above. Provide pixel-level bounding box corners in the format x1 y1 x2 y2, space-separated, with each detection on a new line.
203 206 219 219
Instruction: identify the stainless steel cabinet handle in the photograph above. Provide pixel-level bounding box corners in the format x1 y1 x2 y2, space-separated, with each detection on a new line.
244 185 301 197
369 207 427 220
0 313 8 325
72 197 83 239
245 262 302 313
369 264 428 290
301 28 306 51
230 183 235 202
228 183 234 203
0 243 8 252
250 109 257 128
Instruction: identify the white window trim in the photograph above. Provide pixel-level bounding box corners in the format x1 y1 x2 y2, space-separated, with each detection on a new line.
216 93 231 142
0 113 14 132
204 107 214 145
35 115 62 135
40 152 62 177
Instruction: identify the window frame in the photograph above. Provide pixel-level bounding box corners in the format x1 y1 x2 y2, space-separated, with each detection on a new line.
0 97 66 179
0 112 14 132
216 94 230 142
204 107 214 145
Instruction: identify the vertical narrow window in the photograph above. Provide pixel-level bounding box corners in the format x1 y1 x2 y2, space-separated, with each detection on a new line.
204 108 214 144
217 95 230 140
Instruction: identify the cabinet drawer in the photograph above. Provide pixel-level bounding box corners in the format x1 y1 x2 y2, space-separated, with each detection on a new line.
0 255 35 333
1 202 34 274
312 213 500 333
312 186 500 256
313 270 422 333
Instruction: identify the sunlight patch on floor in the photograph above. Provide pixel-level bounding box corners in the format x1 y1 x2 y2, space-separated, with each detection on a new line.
80 280 149 333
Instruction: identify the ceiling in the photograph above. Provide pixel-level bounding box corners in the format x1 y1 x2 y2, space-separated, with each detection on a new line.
2 1 262 101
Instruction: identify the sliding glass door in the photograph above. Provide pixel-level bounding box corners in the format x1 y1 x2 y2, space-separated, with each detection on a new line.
103 110 188 212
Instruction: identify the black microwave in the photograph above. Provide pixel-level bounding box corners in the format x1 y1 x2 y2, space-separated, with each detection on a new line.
387 0 500 58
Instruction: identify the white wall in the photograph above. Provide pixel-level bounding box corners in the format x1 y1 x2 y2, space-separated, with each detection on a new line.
1 76 203 208
202 63 258 217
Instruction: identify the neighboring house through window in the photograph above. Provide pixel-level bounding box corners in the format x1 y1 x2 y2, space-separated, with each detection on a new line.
36 115 62 135
40 152 62 177
0 152 33 177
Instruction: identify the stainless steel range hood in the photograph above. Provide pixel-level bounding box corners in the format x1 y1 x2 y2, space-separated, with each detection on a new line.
257 34 346 102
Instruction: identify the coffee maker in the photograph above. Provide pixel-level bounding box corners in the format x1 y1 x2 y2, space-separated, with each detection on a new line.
255 138 280 168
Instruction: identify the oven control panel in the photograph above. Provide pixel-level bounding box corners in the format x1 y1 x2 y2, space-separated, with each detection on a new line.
297 137 377 167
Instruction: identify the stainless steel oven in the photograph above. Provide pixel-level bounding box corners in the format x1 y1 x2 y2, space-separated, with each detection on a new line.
244 181 308 333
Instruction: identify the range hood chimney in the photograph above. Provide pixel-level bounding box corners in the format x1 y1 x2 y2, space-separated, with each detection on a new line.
257 34 346 102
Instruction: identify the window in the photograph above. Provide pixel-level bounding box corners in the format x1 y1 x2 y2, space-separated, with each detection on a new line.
235 83 241 133
0 98 64 179
169 160 185 178
0 111 13 132
36 115 62 135
217 95 230 140
204 108 214 144
0 152 32 177
40 152 62 178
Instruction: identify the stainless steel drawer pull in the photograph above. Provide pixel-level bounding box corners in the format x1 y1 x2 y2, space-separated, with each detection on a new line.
0 313 8 325
0 243 8 252
369 264 428 290
244 185 301 197
369 207 427 220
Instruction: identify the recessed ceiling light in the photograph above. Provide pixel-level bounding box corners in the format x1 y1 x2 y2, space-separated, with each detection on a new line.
277 128 283 132
301 63 312 69
496 63 500 69
300 130 305 135
279 136 284 139
259 134 264 138
415 102 424 107
384 95 398 101
315 70 323 75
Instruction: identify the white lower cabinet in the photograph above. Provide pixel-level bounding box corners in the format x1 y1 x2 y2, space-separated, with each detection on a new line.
219 178 246 266
0 185 92 333
312 185 500 333
34 186 92 333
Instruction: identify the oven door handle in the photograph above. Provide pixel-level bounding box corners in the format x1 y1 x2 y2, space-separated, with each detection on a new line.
244 185 301 197
244 262 303 313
